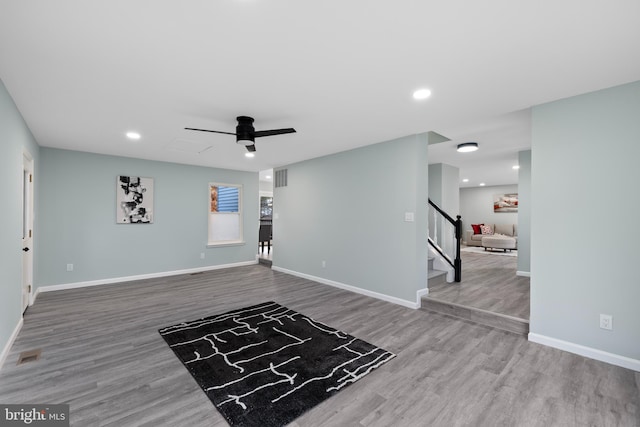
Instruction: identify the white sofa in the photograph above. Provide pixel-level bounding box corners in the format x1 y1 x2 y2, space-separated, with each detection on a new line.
464 223 518 247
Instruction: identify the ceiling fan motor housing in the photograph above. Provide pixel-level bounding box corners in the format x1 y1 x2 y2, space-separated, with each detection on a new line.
236 116 255 145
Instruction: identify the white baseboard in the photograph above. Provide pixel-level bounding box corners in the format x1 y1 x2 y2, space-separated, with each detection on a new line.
416 288 429 305
516 271 531 277
34 260 258 300
528 333 640 372
272 266 420 309
0 318 23 372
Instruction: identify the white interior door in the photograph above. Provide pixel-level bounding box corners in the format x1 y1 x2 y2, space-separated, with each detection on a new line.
22 151 34 312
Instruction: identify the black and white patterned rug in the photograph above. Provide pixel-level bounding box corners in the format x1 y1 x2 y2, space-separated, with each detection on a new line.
159 301 395 427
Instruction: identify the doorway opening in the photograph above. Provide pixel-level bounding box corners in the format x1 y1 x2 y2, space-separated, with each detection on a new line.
22 150 34 313
259 170 273 264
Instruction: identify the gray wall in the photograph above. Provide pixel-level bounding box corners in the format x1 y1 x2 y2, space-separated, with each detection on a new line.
459 184 519 237
273 134 429 304
0 79 40 357
517 150 531 274
37 148 259 287
259 179 273 195
531 80 640 360
428 163 460 253
428 163 460 215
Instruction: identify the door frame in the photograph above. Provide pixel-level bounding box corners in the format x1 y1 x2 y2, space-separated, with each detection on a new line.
22 150 34 312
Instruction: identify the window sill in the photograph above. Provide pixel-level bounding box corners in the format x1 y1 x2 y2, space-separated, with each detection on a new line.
207 241 246 248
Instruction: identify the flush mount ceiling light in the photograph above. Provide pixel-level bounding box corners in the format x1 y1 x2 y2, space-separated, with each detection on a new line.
412 88 432 100
479 182 486 186
457 142 478 153
245 152 255 158
126 131 141 140
462 178 469 183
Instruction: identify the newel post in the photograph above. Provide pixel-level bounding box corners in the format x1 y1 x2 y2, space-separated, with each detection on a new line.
454 215 462 282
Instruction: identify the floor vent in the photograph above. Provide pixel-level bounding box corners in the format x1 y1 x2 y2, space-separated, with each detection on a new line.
190 272 204 276
17 349 42 365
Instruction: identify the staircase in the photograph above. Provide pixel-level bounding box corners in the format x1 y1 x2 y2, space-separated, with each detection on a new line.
427 198 462 282
423 199 529 335
427 256 447 286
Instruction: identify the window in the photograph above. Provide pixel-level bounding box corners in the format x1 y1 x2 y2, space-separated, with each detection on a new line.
260 196 273 218
208 183 243 246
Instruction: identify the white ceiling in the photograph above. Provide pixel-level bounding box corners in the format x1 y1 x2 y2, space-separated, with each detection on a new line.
1 1 639 188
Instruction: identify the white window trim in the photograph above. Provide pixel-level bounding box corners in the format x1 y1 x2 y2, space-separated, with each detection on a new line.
208 182 244 246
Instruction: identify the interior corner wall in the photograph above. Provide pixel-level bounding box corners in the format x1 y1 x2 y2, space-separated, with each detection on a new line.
273 134 429 305
428 164 443 205
428 163 460 253
428 163 460 214
517 150 531 274
531 80 640 362
36 148 258 288
459 184 518 234
0 78 40 360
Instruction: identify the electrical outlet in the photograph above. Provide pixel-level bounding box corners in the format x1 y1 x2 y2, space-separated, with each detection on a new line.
66 263 73 272
599 314 613 330
200 253 205 259
322 260 326 268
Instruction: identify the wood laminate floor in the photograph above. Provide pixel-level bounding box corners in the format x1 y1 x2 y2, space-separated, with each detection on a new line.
428 250 530 320
1 265 638 426
258 244 273 261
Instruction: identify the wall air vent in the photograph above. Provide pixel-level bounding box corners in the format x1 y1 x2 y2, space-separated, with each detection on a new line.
274 169 288 188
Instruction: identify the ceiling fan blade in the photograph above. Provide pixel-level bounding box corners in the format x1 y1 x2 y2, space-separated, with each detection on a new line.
185 127 237 136
246 144 256 152
253 128 296 138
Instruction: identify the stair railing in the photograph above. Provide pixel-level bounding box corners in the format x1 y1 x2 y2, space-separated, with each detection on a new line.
428 198 462 282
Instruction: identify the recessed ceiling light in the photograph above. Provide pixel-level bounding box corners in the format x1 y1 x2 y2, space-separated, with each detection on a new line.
479 182 486 186
245 152 255 158
457 142 478 153
512 165 520 170
462 178 469 183
265 175 272 180
412 88 432 100
126 131 141 140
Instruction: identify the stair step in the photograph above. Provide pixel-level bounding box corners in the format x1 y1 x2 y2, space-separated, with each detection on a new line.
420 297 529 335
428 269 447 286
258 258 272 267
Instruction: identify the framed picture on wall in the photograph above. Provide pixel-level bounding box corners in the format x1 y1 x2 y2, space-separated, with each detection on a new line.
116 176 154 223
494 193 518 213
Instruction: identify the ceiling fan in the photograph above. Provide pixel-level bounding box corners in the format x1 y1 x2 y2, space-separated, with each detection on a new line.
185 116 296 152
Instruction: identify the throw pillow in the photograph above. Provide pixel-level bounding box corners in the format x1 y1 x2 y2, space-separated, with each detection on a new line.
480 224 493 235
471 224 483 234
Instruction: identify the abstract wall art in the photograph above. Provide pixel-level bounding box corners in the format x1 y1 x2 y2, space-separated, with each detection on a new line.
494 193 518 213
116 176 154 223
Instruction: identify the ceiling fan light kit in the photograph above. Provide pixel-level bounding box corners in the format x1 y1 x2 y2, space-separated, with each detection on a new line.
185 116 296 153
457 142 479 153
